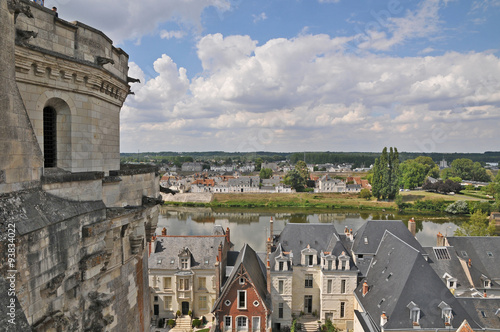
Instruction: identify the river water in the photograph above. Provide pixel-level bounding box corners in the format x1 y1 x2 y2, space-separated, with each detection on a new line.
156 206 467 252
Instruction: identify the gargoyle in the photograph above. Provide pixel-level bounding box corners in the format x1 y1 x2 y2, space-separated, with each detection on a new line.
95 56 114 66
127 76 141 83
8 0 34 23
16 29 37 44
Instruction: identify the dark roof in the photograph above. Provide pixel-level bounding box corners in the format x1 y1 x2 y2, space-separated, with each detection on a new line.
458 298 500 330
355 231 478 331
423 246 471 295
149 234 226 270
213 244 271 311
273 223 354 266
446 237 500 290
354 310 378 332
352 220 427 256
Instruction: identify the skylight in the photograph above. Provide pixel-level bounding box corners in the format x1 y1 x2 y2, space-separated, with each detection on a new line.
461 251 468 257
486 251 493 257
434 248 451 260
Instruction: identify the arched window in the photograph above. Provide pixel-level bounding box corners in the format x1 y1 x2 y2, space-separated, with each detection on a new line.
43 106 57 168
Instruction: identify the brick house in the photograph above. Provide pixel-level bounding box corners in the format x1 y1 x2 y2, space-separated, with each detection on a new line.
213 244 272 332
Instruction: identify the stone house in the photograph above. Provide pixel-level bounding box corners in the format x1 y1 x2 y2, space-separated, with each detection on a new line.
213 244 272 332
316 175 346 193
148 226 232 322
269 223 358 331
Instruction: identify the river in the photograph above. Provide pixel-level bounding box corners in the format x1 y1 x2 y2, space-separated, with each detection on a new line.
156 206 468 252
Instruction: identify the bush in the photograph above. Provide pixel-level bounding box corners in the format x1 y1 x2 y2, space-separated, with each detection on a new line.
413 199 446 212
188 310 192 317
176 310 181 317
358 188 372 200
468 201 492 214
192 319 202 328
445 200 469 214
168 319 176 328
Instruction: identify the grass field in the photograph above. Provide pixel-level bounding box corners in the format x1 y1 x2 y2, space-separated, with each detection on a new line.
398 191 484 202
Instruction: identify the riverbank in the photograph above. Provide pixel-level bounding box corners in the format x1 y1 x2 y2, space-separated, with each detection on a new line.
163 191 488 211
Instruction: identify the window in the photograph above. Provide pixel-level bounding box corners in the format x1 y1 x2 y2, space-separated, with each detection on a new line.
484 280 491 288
327 260 333 270
279 303 284 318
307 255 314 266
252 317 260 332
199 277 206 290
240 277 245 285
238 290 247 309
199 296 207 309
164 296 172 310
43 106 57 168
279 261 284 271
341 260 346 270
163 277 171 290
237 316 248 331
154 296 158 302
305 274 313 288
179 278 190 291
327 280 332 294
443 308 453 325
279 280 284 294
411 309 420 325
340 302 345 318
181 258 189 269
225 316 232 331
341 279 346 294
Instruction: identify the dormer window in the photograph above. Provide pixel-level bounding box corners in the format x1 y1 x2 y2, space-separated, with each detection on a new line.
181 258 189 269
279 261 284 271
484 280 491 288
307 255 314 266
327 260 333 270
407 302 420 326
438 301 453 326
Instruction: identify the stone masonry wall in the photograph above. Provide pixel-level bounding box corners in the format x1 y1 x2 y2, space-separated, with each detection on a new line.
0 0 44 195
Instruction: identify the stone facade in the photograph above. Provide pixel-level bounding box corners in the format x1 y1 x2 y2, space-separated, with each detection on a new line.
0 1 159 331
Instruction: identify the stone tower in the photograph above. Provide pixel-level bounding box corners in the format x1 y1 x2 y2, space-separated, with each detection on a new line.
0 1 159 331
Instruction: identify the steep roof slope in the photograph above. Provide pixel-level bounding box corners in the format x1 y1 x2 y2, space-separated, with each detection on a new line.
355 231 478 331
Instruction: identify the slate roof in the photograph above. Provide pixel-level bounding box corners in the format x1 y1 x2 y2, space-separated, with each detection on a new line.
446 237 500 290
149 228 227 270
271 223 356 270
355 231 478 331
458 298 500 330
352 220 427 256
423 246 472 295
213 244 271 311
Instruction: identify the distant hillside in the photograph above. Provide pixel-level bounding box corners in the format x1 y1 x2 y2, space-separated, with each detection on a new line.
121 151 500 168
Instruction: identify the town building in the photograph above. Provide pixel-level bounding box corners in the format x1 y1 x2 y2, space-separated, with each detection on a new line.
213 244 272 332
269 223 358 331
148 226 232 324
354 231 479 332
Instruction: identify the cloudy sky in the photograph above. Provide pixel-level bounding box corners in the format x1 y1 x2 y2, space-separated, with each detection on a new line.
45 0 500 153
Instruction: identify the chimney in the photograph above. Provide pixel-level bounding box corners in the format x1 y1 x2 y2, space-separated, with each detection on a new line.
161 227 167 236
218 242 223 263
344 226 349 235
380 312 388 331
266 259 271 294
225 227 230 244
468 258 472 268
215 256 221 298
362 281 369 296
408 218 416 237
484 291 487 298
270 217 274 241
437 232 445 247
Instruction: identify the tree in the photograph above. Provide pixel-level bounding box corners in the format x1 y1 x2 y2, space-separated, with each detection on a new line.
255 158 263 171
358 188 372 200
259 168 273 179
322 319 340 332
454 210 497 236
372 147 400 199
445 200 469 214
449 158 491 182
295 160 310 182
284 169 306 192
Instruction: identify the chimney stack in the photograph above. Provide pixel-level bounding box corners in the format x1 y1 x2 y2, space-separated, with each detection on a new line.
484 291 487 298
468 258 472 268
270 217 274 241
225 227 230 244
408 218 416 237
215 256 221 298
161 227 167 236
362 281 369 296
218 242 223 263
380 312 388 331
266 259 271 294
437 232 444 247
